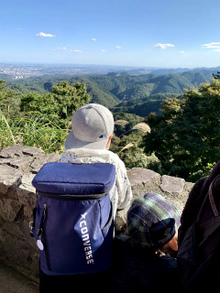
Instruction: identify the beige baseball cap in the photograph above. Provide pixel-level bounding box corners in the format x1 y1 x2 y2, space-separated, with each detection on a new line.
65 103 114 150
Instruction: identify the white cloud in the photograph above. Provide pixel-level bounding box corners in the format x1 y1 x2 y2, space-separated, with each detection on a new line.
116 45 121 49
153 43 175 49
201 42 220 51
71 49 83 54
57 47 67 50
36 32 55 37
91 38 96 41
101 49 106 52
179 51 185 54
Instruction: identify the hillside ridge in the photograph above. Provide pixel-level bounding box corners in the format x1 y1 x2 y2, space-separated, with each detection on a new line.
3 67 217 116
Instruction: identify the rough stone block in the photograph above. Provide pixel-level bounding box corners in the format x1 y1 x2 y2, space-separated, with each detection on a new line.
0 165 22 194
0 222 34 266
30 153 61 173
127 167 161 198
0 145 45 158
8 157 34 172
17 174 37 209
161 175 185 195
20 174 36 193
0 199 22 222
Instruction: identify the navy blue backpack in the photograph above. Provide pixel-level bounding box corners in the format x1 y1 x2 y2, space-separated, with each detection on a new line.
31 162 116 276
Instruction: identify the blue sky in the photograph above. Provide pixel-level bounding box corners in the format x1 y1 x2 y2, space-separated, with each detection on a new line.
1 0 220 68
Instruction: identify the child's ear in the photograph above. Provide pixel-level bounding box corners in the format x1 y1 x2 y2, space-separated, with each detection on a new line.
105 133 114 149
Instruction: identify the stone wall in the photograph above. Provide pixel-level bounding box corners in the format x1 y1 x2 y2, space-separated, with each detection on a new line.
0 145 193 281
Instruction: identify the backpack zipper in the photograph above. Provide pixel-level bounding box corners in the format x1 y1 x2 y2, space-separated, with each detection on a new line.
37 203 52 271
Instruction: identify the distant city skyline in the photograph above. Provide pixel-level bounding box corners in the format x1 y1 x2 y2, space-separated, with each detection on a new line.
1 0 220 68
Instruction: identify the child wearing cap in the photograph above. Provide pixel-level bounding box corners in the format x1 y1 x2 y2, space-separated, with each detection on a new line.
111 192 183 293
40 103 132 293
61 103 132 221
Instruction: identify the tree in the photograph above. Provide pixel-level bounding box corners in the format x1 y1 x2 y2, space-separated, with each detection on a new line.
212 71 220 79
142 79 220 182
0 80 22 148
51 81 91 119
111 132 151 169
20 81 91 127
0 79 21 118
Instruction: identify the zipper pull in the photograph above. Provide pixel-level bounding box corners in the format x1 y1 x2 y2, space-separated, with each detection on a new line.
37 238 44 251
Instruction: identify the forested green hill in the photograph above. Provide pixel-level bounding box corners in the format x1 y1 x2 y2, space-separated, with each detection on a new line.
3 68 214 117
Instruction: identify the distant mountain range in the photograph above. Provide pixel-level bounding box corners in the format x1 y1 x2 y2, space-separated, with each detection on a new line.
65 68 218 115
1 62 220 78
1 63 220 117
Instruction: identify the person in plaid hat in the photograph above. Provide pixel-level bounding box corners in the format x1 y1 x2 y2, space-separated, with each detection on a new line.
111 192 183 293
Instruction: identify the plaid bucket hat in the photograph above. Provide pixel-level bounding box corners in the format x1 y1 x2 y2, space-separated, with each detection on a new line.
127 192 181 248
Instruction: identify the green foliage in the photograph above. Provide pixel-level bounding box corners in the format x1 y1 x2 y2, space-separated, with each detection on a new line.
0 80 21 118
6 69 214 117
111 131 159 169
143 79 220 182
0 80 22 148
0 80 91 153
212 71 220 80
112 98 171 118
20 81 91 128
0 111 67 153
110 113 154 169
0 108 16 146
113 112 143 136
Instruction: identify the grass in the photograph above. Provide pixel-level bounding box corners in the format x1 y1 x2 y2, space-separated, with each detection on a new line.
0 111 68 153
0 108 16 145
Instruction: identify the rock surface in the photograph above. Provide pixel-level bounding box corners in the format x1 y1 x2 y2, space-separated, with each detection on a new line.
0 145 193 281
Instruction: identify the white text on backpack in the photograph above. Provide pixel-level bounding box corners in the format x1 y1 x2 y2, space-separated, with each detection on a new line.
80 213 94 265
